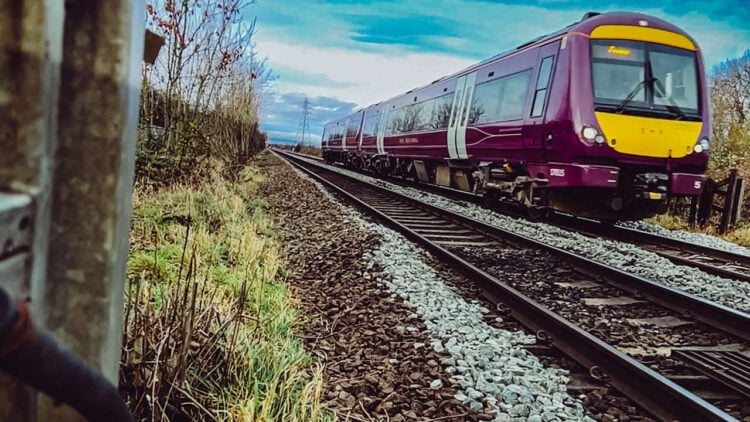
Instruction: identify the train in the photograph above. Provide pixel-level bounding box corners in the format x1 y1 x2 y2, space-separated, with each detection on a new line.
321 11 710 221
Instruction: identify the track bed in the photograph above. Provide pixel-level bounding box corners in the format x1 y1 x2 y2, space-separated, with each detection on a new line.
277 149 750 421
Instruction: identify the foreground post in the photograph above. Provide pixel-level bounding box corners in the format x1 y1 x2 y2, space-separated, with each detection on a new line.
0 1 64 420
0 1 144 420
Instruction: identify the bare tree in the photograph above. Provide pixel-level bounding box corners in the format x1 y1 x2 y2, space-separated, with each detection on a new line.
709 50 750 176
140 0 273 181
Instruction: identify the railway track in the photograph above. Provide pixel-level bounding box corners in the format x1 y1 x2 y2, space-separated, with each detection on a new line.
289 151 750 284
275 149 750 421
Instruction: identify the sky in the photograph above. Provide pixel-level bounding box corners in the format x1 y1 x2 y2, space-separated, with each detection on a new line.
246 0 750 145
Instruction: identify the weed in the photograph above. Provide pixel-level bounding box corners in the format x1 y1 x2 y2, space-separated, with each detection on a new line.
121 168 331 421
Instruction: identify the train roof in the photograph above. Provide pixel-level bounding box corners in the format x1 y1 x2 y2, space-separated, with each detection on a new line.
325 11 697 125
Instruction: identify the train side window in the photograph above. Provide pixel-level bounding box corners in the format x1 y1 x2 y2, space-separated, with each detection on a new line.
429 92 454 129
531 56 554 118
347 118 360 137
335 123 344 140
414 98 436 131
363 113 380 137
401 104 418 133
387 107 406 135
470 69 532 125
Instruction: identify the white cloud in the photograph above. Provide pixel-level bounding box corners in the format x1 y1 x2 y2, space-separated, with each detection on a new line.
659 11 750 67
256 35 475 108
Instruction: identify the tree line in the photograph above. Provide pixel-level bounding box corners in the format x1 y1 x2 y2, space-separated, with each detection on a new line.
708 49 750 178
139 0 274 184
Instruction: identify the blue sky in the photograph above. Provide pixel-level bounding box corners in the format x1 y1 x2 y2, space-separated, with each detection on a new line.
247 0 750 144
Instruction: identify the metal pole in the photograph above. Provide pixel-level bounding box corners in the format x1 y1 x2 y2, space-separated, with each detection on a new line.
719 169 738 234
688 196 698 227
732 178 745 227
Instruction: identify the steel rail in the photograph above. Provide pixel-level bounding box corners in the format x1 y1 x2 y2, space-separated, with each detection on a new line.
290 151 750 284
275 150 736 421
283 151 750 342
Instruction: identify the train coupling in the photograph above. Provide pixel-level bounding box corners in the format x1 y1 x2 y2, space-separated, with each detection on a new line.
632 172 669 200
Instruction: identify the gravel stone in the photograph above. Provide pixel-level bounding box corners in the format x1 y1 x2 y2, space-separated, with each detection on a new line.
295 155 750 313
282 155 591 421
257 153 483 420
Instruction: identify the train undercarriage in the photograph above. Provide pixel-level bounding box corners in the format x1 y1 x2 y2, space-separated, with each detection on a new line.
323 150 670 221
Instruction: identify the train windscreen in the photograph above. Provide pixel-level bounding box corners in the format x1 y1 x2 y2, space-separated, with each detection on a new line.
591 40 700 119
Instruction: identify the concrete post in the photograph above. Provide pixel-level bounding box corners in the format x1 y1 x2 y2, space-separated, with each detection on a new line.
38 1 144 420
0 1 64 420
0 0 144 420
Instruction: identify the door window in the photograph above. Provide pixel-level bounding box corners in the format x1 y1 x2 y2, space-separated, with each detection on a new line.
531 56 554 117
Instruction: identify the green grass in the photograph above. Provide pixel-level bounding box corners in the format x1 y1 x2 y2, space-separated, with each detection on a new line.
122 166 332 421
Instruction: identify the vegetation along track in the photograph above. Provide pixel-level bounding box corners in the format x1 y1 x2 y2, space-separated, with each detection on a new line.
290 152 750 283
275 149 750 421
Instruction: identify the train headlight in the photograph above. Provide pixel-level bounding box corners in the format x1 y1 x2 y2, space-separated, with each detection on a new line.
582 127 598 140
693 138 709 154
595 134 606 144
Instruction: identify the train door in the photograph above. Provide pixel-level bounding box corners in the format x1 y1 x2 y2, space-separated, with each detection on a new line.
358 112 365 151
341 118 348 152
376 107 388 155
447 71 477 159
524 42 559 157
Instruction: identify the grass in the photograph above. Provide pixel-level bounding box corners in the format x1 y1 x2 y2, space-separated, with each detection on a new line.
646 213 750 247
121 163 331 421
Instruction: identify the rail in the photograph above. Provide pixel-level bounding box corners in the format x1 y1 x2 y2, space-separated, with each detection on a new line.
275 149 739 421
290 151 750 284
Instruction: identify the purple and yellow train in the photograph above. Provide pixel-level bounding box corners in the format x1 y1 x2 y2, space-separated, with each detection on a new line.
321 12 710 220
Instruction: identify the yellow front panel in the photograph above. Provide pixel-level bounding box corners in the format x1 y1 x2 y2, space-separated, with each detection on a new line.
595 112 702 158
590 25 697 51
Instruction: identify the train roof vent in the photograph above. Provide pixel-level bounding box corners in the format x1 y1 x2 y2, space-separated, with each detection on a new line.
581 11 601 20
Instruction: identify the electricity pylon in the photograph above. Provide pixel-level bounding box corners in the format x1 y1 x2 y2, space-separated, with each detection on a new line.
295 98 312 147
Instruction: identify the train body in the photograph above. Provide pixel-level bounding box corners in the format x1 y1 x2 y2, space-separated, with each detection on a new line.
321 12 711 220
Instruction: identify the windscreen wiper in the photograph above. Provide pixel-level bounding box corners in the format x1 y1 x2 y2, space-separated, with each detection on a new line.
653 78 687 120
613 77 654 114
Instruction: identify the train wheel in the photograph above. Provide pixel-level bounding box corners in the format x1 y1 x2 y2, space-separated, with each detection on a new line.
482 191 499 209
527 206 550 221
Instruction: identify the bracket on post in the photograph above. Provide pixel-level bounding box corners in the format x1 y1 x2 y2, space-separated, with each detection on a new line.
0 193 33 294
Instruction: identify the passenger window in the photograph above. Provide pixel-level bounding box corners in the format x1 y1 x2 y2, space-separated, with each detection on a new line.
470 69 532 125
347 118 360 137
430 93 454 130
387 107 405 135
531 56 554 118
363 114 380 137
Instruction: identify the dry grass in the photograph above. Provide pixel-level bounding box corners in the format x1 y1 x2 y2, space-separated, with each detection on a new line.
721 223 750 247
120 163 330 421
646 214 750 247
